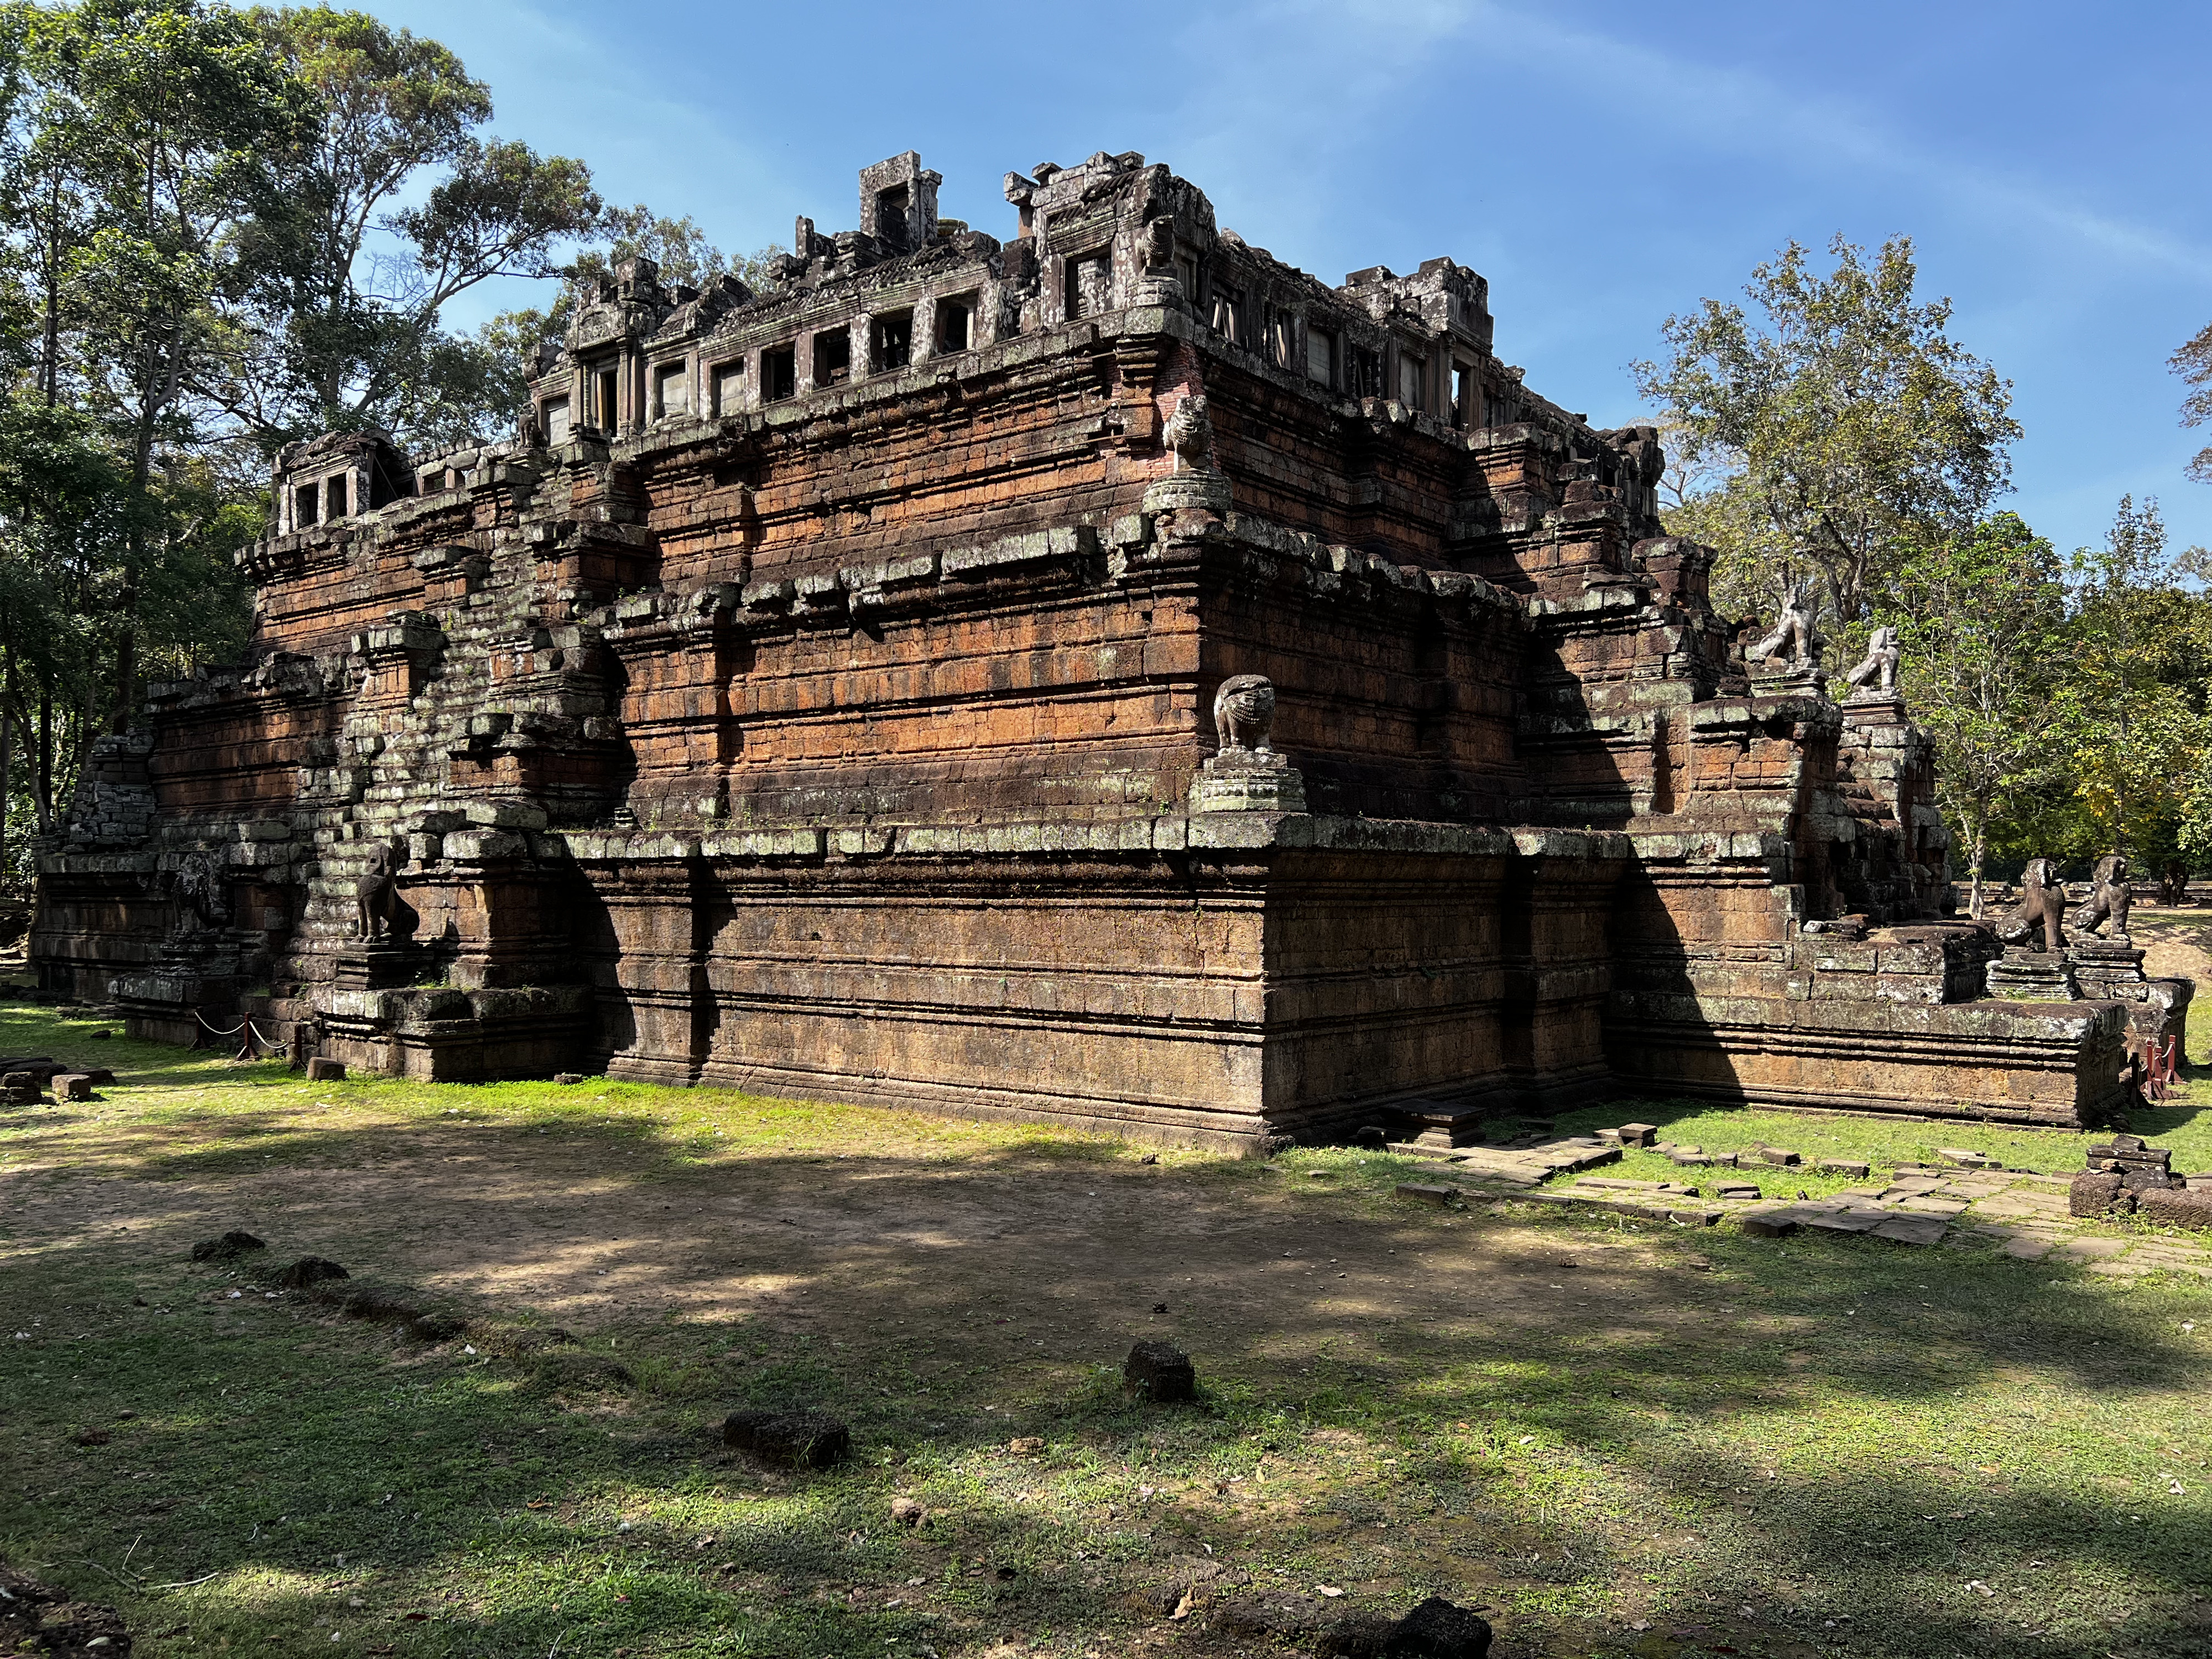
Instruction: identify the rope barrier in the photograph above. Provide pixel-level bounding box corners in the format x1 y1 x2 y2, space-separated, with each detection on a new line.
193 1011 247 1038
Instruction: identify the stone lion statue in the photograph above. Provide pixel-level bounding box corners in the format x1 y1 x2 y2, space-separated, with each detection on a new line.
1162 392 1214 474
1996 855 2068 952
1845 625 1900 697
354 842 403 942
1748 578 1820 670
2070 853 2132 942
1212 674 1276 753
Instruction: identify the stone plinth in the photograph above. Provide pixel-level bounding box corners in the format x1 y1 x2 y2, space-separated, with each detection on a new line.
1841 693 1909 728
2070 940 2192 1049
1190 747 1306 813
1749 664 1828 699
1985 948 2079 1003
333 943 424 991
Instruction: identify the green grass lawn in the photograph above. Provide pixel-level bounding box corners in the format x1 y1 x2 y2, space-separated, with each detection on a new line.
3 997 2210 1659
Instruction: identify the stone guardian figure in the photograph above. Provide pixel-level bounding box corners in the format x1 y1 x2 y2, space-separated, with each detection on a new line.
1845 625 1901 698
2070 854 2133 943
1162 392 1214 474
1996 856 2068 952
354 842 401 942
1212 674 1276 752
1748 578 1820 670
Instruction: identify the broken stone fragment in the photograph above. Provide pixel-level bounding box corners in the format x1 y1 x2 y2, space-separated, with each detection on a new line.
2069 1171 2130 1217
1818 1159 1871 1178
2135 1188 2212 1230
1124 1339 1196 1402
1395 1182 1456 1207
305 1057 345 1082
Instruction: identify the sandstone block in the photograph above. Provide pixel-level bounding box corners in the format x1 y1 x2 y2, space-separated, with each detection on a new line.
2069 1171 2130 1217
306 1057 346 1082
1125 1339 1195 1402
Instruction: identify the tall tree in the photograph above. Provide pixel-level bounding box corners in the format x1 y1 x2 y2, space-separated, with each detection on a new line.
2057 495 2212 870
18 0 307 730
1883 513 2068 916
1636 233 2021 630
219 6 603 452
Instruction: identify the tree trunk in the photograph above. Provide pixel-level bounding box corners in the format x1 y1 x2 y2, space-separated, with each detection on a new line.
1969 820 1987 920
36 676 53 833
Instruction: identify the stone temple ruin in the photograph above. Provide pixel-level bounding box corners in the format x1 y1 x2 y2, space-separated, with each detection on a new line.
30 149 2187 1144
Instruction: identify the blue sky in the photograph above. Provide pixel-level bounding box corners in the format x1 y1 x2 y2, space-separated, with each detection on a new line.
368 0 2212 559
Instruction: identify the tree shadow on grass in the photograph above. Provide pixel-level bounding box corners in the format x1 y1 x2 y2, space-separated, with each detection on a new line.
6 997 2212 1655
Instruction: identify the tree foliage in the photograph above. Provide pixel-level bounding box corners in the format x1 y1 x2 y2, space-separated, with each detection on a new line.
1636 233 2021 630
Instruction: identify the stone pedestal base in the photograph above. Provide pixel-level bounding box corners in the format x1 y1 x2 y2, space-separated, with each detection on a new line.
1985 948 2078 1002
1749 664 1828 699
1842 693 1908 728
2070 940 2146 990
2070 941 2192 1049
1191 748 1306 813
333 942 422 991
1141 468 1232 518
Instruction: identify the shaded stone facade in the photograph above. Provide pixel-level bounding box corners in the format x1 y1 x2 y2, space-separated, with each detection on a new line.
34 149 2138 1140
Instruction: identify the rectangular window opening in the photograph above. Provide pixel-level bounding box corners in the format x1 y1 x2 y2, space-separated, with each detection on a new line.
935 295 973 353
1266 306 1296 368
1349 346 1384 400
762 344 797 403
1398 352 1427 413
1451 362 1473 428
1065 249 1112 320
1306 327 1336 388
711 360 744 416
295 483 318 527
871 310 913 373
814 328 852 387
325 475 348 521
875 184 910 251
1210 284 1243 345
541 395 570 444
653 362 689 420
593 367 619 430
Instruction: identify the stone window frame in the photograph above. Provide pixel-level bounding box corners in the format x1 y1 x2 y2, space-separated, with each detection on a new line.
1209 281 1244 347
294 481 320 528
1306 324 1337 390
870 308 914 374
761 342 797 404
650 358 692 421
1062 246 1113 322
933 292 978 356
540 393 571 444
1395 342 1428 414
813 326 853 389
324 474 349 522
708 356 746 416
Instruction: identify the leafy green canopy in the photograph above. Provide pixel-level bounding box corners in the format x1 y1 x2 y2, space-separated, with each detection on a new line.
1635 234 2020 630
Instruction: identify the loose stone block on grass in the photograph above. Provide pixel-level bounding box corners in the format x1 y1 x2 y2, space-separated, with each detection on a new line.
1125 1340 1196 1402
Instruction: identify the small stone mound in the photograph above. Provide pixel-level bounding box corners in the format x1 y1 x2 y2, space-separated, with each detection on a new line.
0 1558 132 1658
403 1313 469 1343
1312 1611 1399 1656
1388 1596 1494 1657
191 1230 266 1262
275 1256 349 1290
1125 1339 1196 1402
721 1407 851 1468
